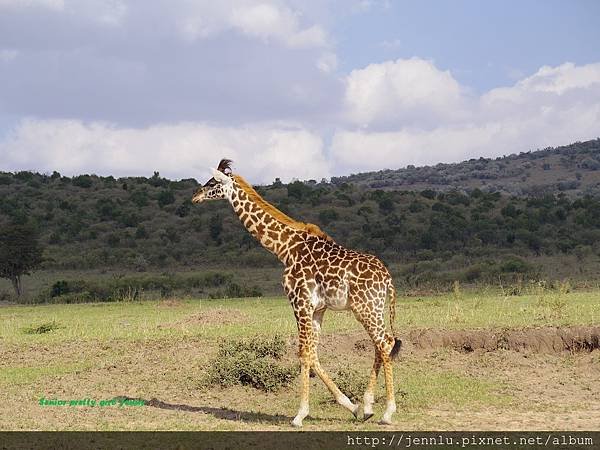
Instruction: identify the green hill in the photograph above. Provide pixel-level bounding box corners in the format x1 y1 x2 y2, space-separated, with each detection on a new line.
332 138 600 197
2 139 600 300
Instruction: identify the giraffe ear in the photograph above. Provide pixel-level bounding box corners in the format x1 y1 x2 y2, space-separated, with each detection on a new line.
211 168 232 184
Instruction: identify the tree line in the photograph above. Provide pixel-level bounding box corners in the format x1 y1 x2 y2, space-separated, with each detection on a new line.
4 140 600 297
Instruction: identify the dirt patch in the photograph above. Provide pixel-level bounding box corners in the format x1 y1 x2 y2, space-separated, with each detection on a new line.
407 326 600 354
156 298 184 308
353 338 372 352
159 308 249 328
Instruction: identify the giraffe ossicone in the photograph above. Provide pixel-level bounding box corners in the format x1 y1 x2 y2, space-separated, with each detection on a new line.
193 159 402 427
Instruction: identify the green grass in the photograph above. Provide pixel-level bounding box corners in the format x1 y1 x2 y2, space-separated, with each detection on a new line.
1 290 598 345
396 364 511 410
0 363 92 386
0 289 599 430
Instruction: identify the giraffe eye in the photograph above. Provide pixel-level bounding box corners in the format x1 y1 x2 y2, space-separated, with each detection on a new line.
203 178 218 188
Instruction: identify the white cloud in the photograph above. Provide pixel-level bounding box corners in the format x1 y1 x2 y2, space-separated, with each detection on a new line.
179 0 328 49
316 51 337 73
344 58 468 129
0 119 330 184
0 0 64 11
286 25 327 49
0 49 19 62
484 62 600 103
379 38 402 50
332 61 600 173
0 0 340 125
71 0 127 26
348 0 390 14
0 0 126 25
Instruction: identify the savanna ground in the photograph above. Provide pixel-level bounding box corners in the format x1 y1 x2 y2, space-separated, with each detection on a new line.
1 286 599 431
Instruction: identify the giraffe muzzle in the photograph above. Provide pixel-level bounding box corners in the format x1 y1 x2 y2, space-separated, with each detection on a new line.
191 192 206 203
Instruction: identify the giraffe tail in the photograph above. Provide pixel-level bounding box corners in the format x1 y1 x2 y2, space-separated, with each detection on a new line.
387 280 402 360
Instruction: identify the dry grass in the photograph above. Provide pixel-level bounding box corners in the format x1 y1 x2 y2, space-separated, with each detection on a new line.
0 290 599 430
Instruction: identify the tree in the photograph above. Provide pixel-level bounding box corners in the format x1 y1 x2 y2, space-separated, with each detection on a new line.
318 209 339 226
0 222 44 297
157 190 175 207
209 214 223 245
287 181 311 201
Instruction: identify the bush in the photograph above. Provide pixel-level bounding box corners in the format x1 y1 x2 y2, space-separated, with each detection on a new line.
500 257 531 273
51 280 70 297
46 291 95 304
333 367 367 403
207 335 297 392
224 282 263 298
219 335 287 359
22 320 64 334
38 272 242 304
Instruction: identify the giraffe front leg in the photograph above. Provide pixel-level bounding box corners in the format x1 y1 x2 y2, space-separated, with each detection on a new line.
311 310 359 418
291 308 313 428
291 352 311 427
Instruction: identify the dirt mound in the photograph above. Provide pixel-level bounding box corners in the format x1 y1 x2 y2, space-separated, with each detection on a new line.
408 326 600 354
159 308 249 328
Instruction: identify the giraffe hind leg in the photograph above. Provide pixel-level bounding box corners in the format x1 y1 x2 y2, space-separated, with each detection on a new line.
363 351 381 421
353 305 398 425
379 351 397 425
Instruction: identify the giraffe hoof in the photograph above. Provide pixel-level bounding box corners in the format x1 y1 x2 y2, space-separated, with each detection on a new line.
363 412 374 422
351 404 361 419
291 418 303 428
379 417 393 426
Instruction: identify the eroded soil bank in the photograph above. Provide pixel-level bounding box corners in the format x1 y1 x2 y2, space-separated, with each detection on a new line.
407 326 600 353
342 326 600 354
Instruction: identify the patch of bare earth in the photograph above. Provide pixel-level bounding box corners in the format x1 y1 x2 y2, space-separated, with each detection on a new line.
158 308 249 329
425 350 600 430
156 298 184 308
2 325 600 430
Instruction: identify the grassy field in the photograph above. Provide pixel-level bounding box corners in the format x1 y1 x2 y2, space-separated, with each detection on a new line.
1 289 599 430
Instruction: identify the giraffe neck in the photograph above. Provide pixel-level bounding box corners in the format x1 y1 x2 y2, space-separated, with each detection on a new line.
226 182 299 264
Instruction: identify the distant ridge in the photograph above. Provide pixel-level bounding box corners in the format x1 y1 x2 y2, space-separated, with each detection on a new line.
331 138 600 197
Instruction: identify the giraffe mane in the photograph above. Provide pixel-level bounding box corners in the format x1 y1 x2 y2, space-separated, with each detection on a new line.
232 175 333 241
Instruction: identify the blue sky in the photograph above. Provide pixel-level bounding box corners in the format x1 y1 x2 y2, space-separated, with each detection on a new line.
0 0 599 183
334 0 600 91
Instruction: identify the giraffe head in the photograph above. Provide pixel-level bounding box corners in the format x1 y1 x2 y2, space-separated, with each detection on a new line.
192 158 234 203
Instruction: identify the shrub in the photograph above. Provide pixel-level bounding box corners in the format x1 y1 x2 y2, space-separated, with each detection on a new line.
420 189 436 200
207 335 297 392
224 282 263 298
333 367 367 403
22 320 64 334
219 335 287 359
500 257 531 273
51 280 70 297
39 272 245 304
46 291 95 304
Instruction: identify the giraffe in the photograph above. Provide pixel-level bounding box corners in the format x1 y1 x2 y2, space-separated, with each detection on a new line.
192 159 402 427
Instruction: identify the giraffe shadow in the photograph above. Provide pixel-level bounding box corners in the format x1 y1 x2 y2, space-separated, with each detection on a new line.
116 396 294 424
